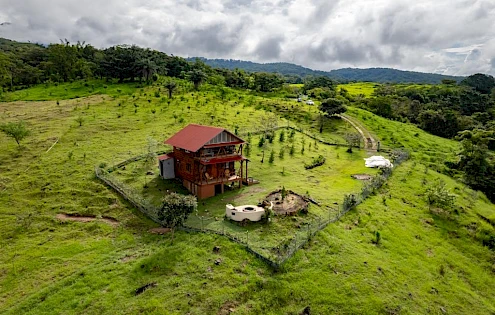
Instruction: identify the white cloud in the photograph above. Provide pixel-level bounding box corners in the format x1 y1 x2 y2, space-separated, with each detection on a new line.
0 0 494 75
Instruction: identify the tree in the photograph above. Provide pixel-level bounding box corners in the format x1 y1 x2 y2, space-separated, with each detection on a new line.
187 69 207 90
303 76 336 92
164 80 177 98
319 98 347 116
460 73 495 94
344 132 361 153
368 96 393 118
157 193 197 242
456 130 495 202
0 121 30 146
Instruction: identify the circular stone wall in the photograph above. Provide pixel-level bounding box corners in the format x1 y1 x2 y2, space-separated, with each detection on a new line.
265 190 309 215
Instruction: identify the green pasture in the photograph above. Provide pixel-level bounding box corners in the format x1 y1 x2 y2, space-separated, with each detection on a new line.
338 82 379 97
0 80 494 314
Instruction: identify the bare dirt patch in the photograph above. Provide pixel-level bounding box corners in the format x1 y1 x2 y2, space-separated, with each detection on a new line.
218 301 239 315
265 189 309 215
149 227 171 234
56 213 119 227
351 174 373 180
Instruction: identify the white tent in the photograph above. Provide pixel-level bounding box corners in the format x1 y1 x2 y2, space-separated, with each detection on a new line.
364 156 393 168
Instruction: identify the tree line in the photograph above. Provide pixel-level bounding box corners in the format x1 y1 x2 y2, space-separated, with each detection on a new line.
0 38 286 92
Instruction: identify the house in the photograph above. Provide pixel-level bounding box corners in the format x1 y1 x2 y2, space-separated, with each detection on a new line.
159 124 251 199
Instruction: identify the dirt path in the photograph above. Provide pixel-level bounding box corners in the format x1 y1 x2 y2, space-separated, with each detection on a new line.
337 114 377 151
56 213 120 227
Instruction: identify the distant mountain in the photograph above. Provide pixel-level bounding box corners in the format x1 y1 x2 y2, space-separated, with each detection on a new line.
190 58 464 84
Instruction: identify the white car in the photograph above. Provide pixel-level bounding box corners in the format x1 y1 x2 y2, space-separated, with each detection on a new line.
306 100 314 105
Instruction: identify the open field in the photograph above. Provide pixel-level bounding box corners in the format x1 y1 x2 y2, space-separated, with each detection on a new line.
1 80 495 314
338 82 379 97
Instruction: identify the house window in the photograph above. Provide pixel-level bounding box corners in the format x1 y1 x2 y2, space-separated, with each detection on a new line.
186 163 192 173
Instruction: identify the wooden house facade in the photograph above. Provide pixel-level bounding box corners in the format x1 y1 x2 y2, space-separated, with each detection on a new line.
160 124 250 199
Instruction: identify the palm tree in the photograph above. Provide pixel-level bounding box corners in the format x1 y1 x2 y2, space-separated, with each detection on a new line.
137 58 157 82
164 80 177 98
187 69 207 90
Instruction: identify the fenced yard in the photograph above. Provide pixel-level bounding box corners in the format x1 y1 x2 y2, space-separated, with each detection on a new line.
96 127 408 268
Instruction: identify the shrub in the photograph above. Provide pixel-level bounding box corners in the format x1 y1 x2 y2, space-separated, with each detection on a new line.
304 155 326 169
424 179 456 211
289 145 295 156
0 121 31 146
269 150 275 164
258 136 265 148
342 194 357 211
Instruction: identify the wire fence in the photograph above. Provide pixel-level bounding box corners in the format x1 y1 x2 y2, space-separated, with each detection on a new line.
95 132 409 269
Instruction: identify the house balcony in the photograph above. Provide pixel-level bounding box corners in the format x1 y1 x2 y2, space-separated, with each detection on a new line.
195 153 246 165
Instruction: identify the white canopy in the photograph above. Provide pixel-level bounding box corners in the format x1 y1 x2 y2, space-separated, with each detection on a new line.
364 156 393 168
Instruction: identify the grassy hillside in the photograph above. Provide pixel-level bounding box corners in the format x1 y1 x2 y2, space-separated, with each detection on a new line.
1 80 494 314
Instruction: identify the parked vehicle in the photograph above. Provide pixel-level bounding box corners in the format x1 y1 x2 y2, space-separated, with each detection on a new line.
306 100 314 105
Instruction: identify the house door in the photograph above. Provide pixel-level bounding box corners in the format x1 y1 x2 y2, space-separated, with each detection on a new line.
214 184 222 196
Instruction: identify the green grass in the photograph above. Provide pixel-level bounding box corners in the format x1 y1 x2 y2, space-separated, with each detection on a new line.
111 129 378 258
338 82 379 97
1 79 494 314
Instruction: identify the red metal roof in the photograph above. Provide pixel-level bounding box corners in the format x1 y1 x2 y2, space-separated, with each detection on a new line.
199 155 246 165
164 124 244 152
158 153 174 161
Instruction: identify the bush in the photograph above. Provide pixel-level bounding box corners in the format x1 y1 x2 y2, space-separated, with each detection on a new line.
342 194 357 211
424 179 456 211
269 150 275 164
304 155 326 169
258 136 265 148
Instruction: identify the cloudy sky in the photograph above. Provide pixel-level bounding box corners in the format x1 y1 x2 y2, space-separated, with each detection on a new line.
1 0 495 76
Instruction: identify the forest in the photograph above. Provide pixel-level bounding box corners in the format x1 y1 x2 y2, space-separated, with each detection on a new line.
0 38 284 93
193 57 464 84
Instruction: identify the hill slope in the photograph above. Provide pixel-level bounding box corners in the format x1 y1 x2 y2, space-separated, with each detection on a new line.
191 58 464 84
0 81 494 314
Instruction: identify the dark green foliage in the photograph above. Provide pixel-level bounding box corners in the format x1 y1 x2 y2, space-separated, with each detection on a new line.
342 194 357 211
258 136 265 148
289 144 295 156
460 73 495 94
454 130 495 202
304 155 326 169
187 69 207 90
424 179 456 210
319 98 347 116
281 186 287 200
372 231 381 245
157 193 197 233
279 130 285 142
164 80 177 98
0 120 30 146
304 76 336 91
194 57 463 84
269 150 275 164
